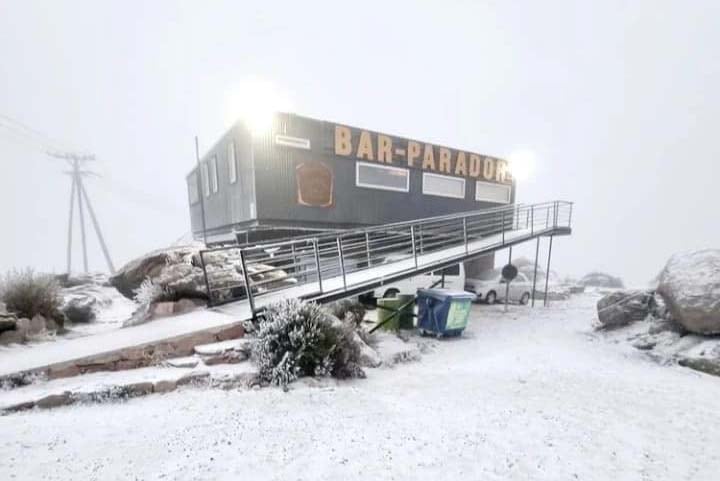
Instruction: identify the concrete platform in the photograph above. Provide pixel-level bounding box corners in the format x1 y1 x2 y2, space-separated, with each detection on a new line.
0 309 245 384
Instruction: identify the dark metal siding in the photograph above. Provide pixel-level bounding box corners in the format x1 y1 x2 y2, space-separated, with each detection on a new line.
187 123 256 235
254 113 516 228
188 112 517 237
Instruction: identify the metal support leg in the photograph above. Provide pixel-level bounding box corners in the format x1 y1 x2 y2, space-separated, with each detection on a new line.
337 237 347 290
544 235 554 307
531 236 540 307
200 251 213 306
504 246 512 312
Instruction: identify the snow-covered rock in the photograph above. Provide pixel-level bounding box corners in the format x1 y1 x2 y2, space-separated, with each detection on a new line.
353 332 382 368
656 249 720 335
581 271 625 288
110 244 297 303
62 295 97 323
596 290 654 329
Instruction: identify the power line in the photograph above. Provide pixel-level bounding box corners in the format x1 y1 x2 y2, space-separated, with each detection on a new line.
0 113 76 153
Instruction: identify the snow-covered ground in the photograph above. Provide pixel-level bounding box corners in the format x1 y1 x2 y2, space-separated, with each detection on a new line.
2 293 720 481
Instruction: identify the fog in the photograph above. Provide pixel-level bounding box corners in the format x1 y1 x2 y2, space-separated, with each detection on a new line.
1 0 718 286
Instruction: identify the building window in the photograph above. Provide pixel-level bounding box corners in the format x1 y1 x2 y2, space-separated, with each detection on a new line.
201 162 210 197
355 161 409 192
187 172 199 205
475 180 511 203
228 141 237 184
422 172 465 199
209 155 218 193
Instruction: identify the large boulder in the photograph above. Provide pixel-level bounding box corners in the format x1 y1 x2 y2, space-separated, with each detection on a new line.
110 245 203 299
656 249 720 335
596 290 655 329
110 244 297 303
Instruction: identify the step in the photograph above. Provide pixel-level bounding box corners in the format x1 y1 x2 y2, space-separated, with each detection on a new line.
0 309 247 387
0 362 258 415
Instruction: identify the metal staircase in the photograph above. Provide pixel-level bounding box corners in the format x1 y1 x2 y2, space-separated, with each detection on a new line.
200 200 573 315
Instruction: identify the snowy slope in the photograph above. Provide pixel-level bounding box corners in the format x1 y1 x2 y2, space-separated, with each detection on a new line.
2 293 720 481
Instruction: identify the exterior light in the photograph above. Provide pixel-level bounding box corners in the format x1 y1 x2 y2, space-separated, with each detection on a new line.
508 148 537 182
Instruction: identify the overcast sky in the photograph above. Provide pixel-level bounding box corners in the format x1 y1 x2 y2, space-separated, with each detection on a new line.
0 0 718 286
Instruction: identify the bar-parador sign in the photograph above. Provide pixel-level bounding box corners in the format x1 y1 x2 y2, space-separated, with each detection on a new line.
333 125 512 185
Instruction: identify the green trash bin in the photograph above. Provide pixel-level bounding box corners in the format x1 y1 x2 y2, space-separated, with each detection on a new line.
377 294 415 330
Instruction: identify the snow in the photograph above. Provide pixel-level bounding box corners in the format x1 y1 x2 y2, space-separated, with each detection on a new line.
0 308 237 378
2 293 720 480
0 226 548 379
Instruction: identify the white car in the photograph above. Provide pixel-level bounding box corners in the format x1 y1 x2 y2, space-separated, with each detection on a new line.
465 272 533 305
374 258 468 299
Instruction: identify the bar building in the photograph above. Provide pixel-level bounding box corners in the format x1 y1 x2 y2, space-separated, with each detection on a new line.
186 112 516 251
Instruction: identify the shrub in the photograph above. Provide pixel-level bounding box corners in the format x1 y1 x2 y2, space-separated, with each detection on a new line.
252 298 365 389
0 268 62 320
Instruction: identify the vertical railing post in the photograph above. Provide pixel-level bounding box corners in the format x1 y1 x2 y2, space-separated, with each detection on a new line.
365 231 371 268
553 201 559 228
568 202 573 227
545 206 550 229
199 250 213 307
290 243 298 278
238 249 256 318
312 238 323 293
462 217 468 254
531 205 534 235
501 210 506 245
337 236 347 290
410 224 418 268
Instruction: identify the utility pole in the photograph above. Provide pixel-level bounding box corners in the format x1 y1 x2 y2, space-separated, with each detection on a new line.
48 151 115 275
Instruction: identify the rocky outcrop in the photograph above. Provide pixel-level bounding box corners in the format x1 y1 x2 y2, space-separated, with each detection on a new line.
110 244 297 303
656 249 720 335
596 290 655 329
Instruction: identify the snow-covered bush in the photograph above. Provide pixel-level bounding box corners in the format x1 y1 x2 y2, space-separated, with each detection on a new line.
0 268 62 321
133 278 170 306
252 298 365 389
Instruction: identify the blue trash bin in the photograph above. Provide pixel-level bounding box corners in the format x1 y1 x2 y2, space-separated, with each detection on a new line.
416 288 474 336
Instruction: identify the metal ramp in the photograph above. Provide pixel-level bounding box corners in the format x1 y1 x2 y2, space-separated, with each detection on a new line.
201 201 573 318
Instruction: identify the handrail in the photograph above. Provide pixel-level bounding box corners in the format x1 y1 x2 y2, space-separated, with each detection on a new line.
200 200 573 308
226 201 572 253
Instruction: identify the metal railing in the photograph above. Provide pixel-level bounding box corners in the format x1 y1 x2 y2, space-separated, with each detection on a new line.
199 200 573 309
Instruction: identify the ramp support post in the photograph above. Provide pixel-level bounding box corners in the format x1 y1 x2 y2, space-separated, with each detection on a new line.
504 246 512 312
544 235 554 307
531 236 540 307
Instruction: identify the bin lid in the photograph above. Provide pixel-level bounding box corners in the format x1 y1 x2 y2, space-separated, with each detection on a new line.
417 288 475 301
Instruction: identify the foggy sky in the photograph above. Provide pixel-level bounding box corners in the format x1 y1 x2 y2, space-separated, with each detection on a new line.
1 0 718 286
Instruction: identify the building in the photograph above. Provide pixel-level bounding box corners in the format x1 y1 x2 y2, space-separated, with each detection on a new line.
186 112 516 255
